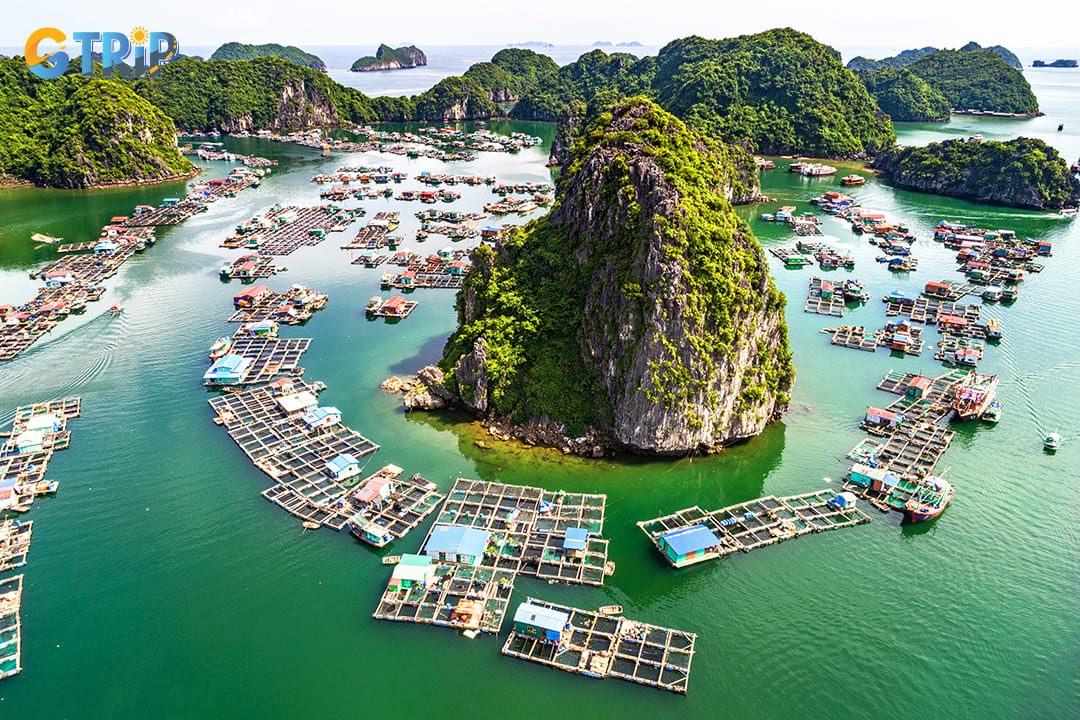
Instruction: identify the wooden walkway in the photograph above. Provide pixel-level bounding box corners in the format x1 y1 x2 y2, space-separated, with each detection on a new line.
637 490 870 568
502 597 697 694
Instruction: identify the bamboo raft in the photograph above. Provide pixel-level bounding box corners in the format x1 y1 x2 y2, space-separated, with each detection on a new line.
637 490 870 569
501 597 697 694
0 575 23 681
804 277 846 317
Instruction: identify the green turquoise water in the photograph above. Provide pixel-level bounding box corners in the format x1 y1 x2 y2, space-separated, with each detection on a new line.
1 100 1078 716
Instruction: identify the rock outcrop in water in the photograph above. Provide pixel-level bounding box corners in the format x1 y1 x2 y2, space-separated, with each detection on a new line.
871 137 1080 210
415 98 794 456
351 45 427 72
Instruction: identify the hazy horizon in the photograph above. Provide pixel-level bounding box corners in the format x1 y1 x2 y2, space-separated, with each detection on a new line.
3 1 1079 52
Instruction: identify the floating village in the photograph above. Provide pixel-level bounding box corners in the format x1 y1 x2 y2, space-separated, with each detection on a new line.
1 118 1073 696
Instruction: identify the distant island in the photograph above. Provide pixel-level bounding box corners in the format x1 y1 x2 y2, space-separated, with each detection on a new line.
210 42 327 72
512 41 555 48
593 41 613 47
617 41 644 47
871 137 1080 210
1033 59 1078 68
351 45 427 72
848 41 1022 71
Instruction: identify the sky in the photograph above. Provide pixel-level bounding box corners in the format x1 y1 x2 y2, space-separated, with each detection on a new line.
2 0 1078 51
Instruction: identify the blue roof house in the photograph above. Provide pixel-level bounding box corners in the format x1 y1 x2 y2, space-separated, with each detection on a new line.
325 453 360 481
423 524 490 566
658 525 721 567
203 354 252 386
513 602 569 644
303 406 342 431
562 527 589 559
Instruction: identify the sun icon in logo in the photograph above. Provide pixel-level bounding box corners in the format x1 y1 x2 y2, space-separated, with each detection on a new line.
129 26 149 46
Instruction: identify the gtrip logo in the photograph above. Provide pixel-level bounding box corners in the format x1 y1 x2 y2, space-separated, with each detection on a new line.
25 27 179 79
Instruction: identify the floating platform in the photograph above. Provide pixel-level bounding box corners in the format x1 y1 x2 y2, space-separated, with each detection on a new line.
231 206 359 256
804 277 845 317
209 381 382 529
0 575 22 681
226 337 312 384
0 521 32 573
501 597 697 694
826 325 879 352
909 298 980 325
877 368 969 423
637 490 870 569
847 421 954 477
373 563 516 634
343 466 444 546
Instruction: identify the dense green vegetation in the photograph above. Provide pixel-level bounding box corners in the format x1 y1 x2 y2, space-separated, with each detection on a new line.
461 49 559 101
907 49 1039 114
859 68 951 122
647 31 893 156
871 137 1080 209
0 58 193 187
351 45 426 72
127 57 412 130
848 42 1022 71
210 42 327 72
509 50 653 121
440 98 792 439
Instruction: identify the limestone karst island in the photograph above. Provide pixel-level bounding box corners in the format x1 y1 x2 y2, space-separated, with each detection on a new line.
0 7 1077 719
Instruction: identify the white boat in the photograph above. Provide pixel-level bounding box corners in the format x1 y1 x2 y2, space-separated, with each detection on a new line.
1059 208 1077 217
31 233 62 244
1044 433 1062 450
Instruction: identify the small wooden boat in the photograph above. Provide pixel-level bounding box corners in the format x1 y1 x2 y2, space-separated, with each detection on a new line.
462 629 480 639
379 272 395 287
31 232 62 245
840 174 865 186
33 480 59 494
1044 433 1062 450
381 555 401 565
365 296 383 314
208 337 231 360
598 605 623 615
302 521 320 530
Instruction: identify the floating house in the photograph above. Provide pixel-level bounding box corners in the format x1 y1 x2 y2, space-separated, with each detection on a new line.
203 354 252 385
24 413 60 433
906 376 932 399
864 407 904 431
0 479 19 511
269 377 297 395
325 453 361 482
512 602 568 644
423 524 490 566
847 463 901 493
354 474 395 505
562 527 589 560
352 520 393 546
388 554 437 592
276 390 318 416
302 406 341 431
938 314 969 333
43 271 75 288
232 285 271 308
828 491 859 510
13 430 45 454
93 239 118 255
657 525 720 567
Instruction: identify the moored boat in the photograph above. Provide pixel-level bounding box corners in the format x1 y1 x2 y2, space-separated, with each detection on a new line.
208 337 231 360
953 373 998 420
365 296 383 314
840 174 865 186
905 476 954 522
598 605 623 615
380 272 395 287
981 401 1002 423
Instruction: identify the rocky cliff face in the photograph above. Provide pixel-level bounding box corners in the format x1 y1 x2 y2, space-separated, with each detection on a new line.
871 138 1080 210
425 98 793 456
216 79 340 132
